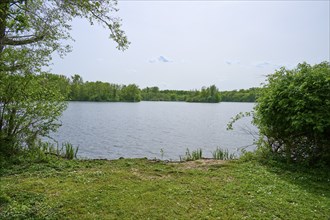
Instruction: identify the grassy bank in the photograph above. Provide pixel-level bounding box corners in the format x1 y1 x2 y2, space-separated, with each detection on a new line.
0 157 329 219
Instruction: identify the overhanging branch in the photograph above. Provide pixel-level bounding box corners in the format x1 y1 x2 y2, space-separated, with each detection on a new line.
1 34 45 46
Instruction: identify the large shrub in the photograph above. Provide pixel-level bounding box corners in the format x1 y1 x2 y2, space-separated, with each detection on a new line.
0 73 67 156
254 62 330 166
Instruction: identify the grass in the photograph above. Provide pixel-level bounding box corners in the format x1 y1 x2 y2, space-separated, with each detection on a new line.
63 142 79 160
212 147 236 160
0 156 329 219
180 148 203 161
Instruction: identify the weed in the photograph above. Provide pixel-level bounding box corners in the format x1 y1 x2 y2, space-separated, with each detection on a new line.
160 148 164 160
27 141 79 161
63 142 79 160
212 147 235 160
180 148 203 161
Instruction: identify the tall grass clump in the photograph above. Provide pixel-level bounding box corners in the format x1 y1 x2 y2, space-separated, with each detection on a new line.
6 141 80 165
62 142 79 160
212 147 235 160
180 148 203 161
34 141 78 160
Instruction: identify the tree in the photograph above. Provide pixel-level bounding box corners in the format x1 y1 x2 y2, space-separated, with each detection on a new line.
120 84 141 102
207 85 221 102
186 85 221 103
0 73 67 155
70 74 84 100
254 62 330 166
0 0 129 156
0 0 129 71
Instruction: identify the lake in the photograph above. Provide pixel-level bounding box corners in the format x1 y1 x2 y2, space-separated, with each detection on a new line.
51 101 257 160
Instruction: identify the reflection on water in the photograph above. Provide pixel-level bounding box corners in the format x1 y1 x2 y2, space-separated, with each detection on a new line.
51 101 257 160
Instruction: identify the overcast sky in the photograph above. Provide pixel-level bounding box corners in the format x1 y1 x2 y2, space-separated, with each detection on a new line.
50 1 330 91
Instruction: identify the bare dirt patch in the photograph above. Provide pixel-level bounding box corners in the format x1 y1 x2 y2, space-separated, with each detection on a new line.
174 159 228 170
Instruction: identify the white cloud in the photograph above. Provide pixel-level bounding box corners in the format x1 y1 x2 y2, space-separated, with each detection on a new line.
149 55 172 64
225 60 240 65
158 56 170 63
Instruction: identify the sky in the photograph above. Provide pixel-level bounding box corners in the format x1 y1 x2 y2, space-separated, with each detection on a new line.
50 1 330 91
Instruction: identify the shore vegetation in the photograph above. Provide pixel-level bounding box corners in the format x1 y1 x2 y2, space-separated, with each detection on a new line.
1 155 329 219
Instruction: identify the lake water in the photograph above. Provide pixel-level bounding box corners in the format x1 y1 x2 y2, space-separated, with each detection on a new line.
51 101 257 160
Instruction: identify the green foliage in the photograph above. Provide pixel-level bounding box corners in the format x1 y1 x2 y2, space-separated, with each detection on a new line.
141 87 191 102
0 73 67 156
69 74 84 101
221 87 261 102
120 84 141 102
226 111 252 130
66 75 141 102
180 148 203 161
186 85 221 103
254 62 330 166
141 86 258 103
37 141 79 160
0 1 129 71
63 142 79 160
142 85 222 103
212 147 236 160
0 0 129 160
23 141 79 163
47 74 257 103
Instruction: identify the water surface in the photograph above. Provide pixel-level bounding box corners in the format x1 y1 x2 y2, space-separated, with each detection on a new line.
52 101 257 160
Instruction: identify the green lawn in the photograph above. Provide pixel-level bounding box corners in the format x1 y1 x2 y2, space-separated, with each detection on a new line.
0 157 329 219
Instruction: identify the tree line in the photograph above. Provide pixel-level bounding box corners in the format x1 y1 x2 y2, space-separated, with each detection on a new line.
221 87 260 102
69 74 141 102
141 85 221 103
49 73 260 103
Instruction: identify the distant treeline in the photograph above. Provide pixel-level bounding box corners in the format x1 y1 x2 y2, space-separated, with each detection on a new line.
49 74 260 103
221 87 260 102
141 85 221 103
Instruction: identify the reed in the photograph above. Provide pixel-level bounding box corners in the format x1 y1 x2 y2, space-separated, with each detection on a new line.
160 148 164 159
63 142 79 160
212 147 235 160
181 148 203 161
33 141 78 160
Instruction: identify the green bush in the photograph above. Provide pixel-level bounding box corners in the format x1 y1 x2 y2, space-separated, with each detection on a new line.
0 73 67 156
254 62 330 166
